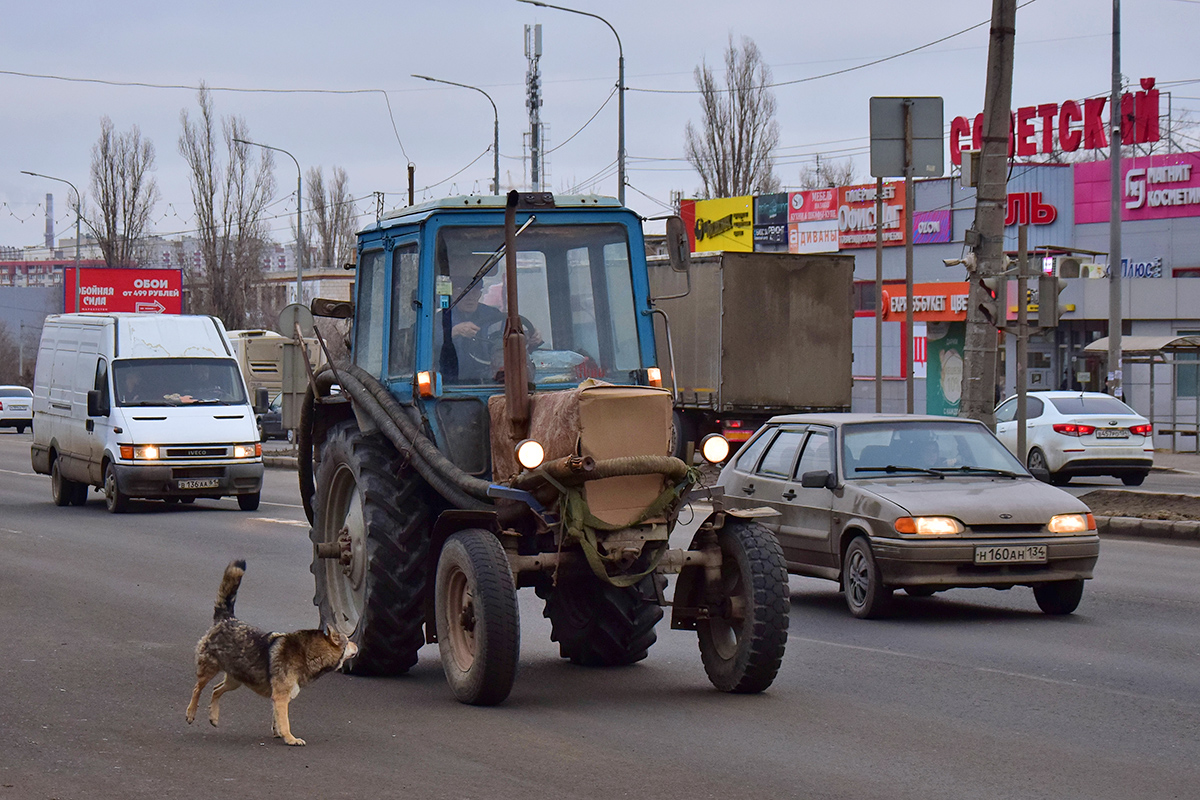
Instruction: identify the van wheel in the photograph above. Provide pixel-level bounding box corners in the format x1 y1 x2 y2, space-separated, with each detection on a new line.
51 460 80 507
237 492 261 511
104 462 129 514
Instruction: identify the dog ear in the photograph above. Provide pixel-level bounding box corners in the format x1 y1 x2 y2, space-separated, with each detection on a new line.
323 624 342 643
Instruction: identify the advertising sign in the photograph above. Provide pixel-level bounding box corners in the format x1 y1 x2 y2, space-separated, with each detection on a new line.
926 322 965 417
754 193 789 226
912 210 952 244
64 267 183 314
787 189 837 223
788 221 840 253
1074 151 1200 224
838 182 906 249
692 196 753 252
881 282 970 322
753 224 789 253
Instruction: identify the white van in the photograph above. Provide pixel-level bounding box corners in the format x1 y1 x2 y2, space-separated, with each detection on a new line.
31 313 266 512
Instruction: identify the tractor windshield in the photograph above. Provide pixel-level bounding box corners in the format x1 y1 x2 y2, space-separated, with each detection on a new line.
434 224 642 386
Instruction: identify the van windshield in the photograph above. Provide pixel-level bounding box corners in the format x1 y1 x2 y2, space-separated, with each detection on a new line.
113 358 247 407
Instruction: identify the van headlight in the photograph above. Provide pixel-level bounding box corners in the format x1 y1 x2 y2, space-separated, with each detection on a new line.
233 443 261 459
133 445 160 460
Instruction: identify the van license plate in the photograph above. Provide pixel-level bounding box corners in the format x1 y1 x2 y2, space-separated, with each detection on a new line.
974 545 1047 564
178 478 219 490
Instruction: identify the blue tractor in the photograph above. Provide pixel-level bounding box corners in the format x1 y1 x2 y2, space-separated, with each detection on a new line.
299 191 788 705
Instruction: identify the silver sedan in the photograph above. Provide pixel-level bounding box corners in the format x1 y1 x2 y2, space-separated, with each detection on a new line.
716 414 1099 619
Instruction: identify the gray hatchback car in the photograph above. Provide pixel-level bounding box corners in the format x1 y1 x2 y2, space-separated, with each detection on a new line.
717 414 1099 618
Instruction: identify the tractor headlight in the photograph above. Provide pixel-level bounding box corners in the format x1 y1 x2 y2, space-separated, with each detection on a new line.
700 433 730 464
515 439 545 470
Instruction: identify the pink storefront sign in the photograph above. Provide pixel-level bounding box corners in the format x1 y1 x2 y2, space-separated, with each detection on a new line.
1075 151 1200 223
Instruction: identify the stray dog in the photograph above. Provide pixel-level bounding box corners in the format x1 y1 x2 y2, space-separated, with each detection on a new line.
185 560 357 746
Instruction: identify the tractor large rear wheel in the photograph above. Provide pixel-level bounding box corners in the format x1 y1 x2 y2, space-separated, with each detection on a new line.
311 419 434 675
539 572 664 666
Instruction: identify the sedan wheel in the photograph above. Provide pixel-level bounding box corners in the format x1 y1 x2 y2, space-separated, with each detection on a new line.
842 537 892 619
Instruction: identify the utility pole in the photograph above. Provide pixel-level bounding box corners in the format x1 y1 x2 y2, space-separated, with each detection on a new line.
1108 0 1124 399
525 23 544 191
960 0 1015 426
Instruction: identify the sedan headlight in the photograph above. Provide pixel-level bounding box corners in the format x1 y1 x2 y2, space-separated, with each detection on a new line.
894 516 964 535
1048 513 1095 533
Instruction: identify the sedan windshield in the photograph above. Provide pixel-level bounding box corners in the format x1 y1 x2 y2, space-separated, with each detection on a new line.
842 421 1028 477
113 358 247 407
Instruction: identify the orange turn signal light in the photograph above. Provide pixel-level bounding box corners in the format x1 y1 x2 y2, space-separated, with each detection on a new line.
417 371 435 398
647 367 662 388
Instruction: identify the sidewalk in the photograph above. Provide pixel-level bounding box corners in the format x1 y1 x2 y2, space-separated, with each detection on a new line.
1152 449 1200 474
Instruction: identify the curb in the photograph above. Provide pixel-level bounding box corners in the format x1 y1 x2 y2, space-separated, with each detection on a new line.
1095 515 1200 543
263 455 298 470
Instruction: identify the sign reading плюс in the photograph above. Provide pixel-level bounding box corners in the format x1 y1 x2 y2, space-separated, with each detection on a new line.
64 267 183 314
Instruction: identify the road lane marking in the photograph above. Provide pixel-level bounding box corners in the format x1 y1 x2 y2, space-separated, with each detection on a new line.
793 635 1200 709
0 468 37 477
248 517 310 528
261 500 304 509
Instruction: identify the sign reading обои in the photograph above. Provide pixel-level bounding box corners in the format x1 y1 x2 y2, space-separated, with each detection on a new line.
64 267 183 314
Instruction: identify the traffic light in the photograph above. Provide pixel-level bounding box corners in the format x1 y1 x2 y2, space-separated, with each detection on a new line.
1038 274 1068 328
979 275 1007 328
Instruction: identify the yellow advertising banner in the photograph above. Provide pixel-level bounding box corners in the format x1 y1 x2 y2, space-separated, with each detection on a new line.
692 196 753 252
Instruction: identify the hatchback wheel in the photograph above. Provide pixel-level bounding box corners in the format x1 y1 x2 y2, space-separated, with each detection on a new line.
842 537 892 619
1033 579 1084 615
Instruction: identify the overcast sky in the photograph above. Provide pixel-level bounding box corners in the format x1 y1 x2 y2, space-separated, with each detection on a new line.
1 0 1196 251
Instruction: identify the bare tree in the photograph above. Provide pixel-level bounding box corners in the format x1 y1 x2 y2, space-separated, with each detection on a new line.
0 322 21 385
798 156 858 189
87 117 159 268
178 85 275 329
303 166 356 271
684 36 781 198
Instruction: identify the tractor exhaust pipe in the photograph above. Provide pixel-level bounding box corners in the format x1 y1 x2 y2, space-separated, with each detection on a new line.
503 190 530 443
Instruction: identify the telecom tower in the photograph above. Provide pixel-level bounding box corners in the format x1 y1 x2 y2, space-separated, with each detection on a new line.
525 23 547 191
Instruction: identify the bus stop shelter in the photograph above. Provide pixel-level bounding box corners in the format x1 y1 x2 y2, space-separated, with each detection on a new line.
1084 335 1200 453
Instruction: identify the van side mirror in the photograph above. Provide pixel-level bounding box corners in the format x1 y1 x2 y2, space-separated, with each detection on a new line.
254 387 270 415
800 469 835 490
86 389 109 418
665 216 692 274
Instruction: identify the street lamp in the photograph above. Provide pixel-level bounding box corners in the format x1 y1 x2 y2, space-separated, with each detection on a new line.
413 74 501 195
233 138 303 305
21 170 82 312
517 0 625 206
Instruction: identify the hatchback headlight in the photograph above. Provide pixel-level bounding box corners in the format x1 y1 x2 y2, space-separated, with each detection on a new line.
894 516 964 535
1048 513 1095 533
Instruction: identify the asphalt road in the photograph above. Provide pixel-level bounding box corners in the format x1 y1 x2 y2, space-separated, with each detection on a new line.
2 428 1200 800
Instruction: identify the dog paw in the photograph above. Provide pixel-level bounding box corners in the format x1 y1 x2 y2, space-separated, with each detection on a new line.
284 737 306 746
208 717 219 728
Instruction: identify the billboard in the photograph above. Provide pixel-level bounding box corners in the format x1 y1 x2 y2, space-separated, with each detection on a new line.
912 210 952 244
788 189 837 223
1074 150 1200 224
838 182 906 249
64 267 183 314
692 196 753 252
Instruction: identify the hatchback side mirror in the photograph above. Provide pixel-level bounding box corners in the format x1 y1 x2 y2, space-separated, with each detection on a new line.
800 469 835 490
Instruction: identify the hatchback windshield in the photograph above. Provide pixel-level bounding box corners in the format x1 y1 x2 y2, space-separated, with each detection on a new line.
842 421 1027 476
434 223 640 386
113 358 247 407
1048 395 1136 415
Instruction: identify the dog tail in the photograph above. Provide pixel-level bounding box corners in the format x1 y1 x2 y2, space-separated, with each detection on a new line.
213 559 247 623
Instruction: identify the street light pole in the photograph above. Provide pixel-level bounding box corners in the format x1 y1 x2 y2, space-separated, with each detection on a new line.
233 138 303 305
518 0 625 206
22 170 82 312
413 75 501 195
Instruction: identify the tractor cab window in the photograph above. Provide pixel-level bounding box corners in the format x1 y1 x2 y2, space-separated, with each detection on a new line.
434 224 641 387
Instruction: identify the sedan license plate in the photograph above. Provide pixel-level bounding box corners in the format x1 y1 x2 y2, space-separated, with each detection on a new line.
1095 428 1129 439
974 545 1047 564
178 478 219 490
